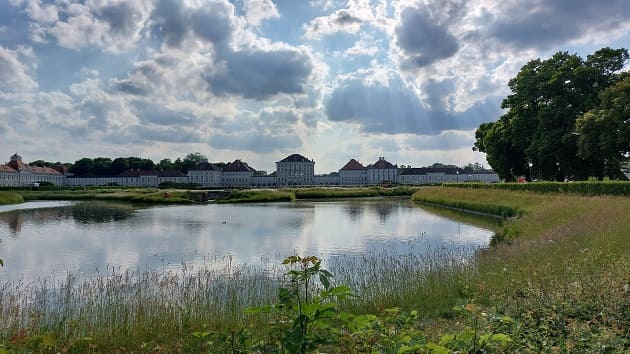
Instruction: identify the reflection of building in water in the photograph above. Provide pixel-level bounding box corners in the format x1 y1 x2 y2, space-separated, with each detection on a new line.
0 203 135 237
343 205 363 222
369 201 397 223
1 211 25 236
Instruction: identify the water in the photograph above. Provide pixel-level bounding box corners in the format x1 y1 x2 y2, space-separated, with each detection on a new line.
0 198 495 282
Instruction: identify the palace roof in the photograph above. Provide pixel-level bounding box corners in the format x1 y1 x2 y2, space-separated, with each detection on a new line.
340 159 366 170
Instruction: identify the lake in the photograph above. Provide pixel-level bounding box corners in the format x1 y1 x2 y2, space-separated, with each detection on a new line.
0 198 496 283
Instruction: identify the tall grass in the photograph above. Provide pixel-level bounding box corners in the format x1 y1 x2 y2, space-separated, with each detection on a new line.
19 189 192 204
217 189 295 203
412 186 630 351
0 191 23 205
285 186 421 199
0 248 479 351
445 180 630 196
412 186 546 217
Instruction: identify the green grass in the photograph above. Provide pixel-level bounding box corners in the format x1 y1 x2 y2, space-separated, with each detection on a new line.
18 188 192 204
217 189 295 203
411 186 630 351
284 186 421 199
412 186 546 217
445 180 630 196
0 191 23 205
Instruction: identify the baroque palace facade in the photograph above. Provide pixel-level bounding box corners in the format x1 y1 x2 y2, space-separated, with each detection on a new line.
0 153 499 188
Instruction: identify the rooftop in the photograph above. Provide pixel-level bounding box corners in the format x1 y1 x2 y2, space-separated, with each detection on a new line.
368 157 397 169
223 159 256 172
277 154 314 163
340 159 366 171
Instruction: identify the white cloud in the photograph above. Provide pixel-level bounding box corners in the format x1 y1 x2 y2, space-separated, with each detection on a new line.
0 45 38 101
244 0 280 26
304 8 364 39
19 0 154 52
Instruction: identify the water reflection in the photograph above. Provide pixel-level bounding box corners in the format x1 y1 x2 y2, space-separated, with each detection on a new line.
0 199 495 282
0 201 135 236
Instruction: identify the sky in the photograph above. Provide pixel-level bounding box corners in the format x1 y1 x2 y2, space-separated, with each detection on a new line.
1 0 629 173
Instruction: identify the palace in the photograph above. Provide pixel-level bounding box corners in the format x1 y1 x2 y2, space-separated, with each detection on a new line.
0 153 499 188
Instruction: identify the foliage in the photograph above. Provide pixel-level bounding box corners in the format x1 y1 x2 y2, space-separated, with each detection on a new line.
286 186 420 199
474 47 629 181
18 188 193 204
217 189 295 203
0 191 24 205
444 181 630 196
576 74 630 179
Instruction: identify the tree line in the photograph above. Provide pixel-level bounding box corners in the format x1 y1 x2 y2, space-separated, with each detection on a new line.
30 153 227 176
474 47 630 181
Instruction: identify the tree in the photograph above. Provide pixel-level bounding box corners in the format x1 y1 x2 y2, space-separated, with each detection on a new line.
181 152 207 173
71 158 94 176
157 158 175 170
474 47 629 181
576 74 630 179
91 157 113 175
110 158 130 175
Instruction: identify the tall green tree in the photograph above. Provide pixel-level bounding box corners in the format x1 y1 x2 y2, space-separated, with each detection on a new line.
474 47 628 181
576 74 630 179
181 152 207 173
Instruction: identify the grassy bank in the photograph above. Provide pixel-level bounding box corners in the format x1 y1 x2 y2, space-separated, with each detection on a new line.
18 188 193 204
217 186 421 203
412 186 630 351
217 189 295 203
0 191 23 205
285 186 421 199
445 180 630 196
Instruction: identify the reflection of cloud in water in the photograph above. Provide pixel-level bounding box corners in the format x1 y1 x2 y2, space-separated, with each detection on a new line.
0 199 494 283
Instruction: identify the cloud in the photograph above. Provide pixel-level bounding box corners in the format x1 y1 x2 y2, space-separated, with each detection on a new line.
35 1 152 52
131 101 199 126
326 75 501 135
149 0 236 48
127 125 205 143
304 9 364 39
244 0 280 26
404 130 475 151
209 132 302 153
395 6 459 68
206 47 314 99
487 0 630 50
0 45 38 96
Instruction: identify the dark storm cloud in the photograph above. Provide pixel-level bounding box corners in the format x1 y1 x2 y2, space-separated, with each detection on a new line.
206 48 313 99
396 7 459 68
488 0 630 50
326 79 501 135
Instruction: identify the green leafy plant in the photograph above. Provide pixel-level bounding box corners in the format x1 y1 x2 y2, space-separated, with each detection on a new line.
246 255 354 353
